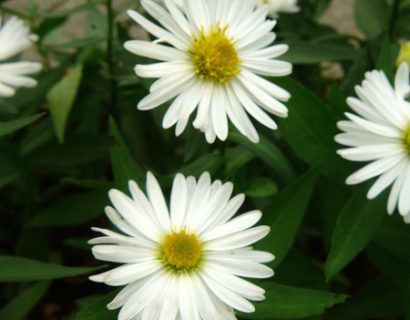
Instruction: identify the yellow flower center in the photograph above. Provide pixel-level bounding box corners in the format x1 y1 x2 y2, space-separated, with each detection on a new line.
404 126 410 155
160 231 202 272
189 23 241 84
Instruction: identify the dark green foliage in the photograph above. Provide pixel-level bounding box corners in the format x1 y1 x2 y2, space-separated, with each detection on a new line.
0 1 409 319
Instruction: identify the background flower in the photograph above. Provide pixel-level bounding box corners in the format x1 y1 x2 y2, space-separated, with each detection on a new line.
0 16 42 97
90 172 274 320
336 63 410 222
255 0 300 18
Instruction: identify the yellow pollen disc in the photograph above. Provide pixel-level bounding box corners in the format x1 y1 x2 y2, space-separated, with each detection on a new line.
161 231 201 272
405 126 410 155
189 23 240 84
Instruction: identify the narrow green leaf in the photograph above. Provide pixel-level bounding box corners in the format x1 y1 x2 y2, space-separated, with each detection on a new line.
0 113 45 137
343 47 372 96
325 189 388 281
354 0 390 39
239 283 347 319
245 177 278 198
109 117 145 192
257 169 319 267
274 77 350 180
0 256 101 282
283 41 356 64
48 64 83 143
0 282 50 320
28 191 108 227
229 132 296 183
376 37 398 81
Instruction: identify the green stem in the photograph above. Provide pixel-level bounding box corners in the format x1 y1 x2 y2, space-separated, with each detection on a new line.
106 0 117 113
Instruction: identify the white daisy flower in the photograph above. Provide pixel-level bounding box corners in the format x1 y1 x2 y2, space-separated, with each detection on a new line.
336 62 410 223
124 0 292 143
89 171 274 320
0 16 42 98
255 0 300 18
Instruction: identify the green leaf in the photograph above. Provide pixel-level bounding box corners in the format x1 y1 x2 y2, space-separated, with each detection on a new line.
229 132 296 183
36 16 68 39
28 134 111 172
325 189 388 281
274 77 350 180
0 153 20 189
239 283 347 319
376 37 398 81
283 41 356 64
373 215 410 265
0 282 50 320
75 292 117 320
343 47 372 96
326 276 404 320
179 151 224 177
28 191 108 227
47 64 83 143
0 256 101 282
0 113 45 137
354 0 390 39
245 177 278 198
257 169 319 267
109 117 145 192
225 146 255 173
368 243 410 292
274 249 326 290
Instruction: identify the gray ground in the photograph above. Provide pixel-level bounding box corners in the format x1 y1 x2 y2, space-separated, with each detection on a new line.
5 0 362 37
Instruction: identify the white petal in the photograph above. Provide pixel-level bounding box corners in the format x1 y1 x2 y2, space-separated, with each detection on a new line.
367 159 408 199
346 154 405 185
108 189 160 241
201 210 262 242
395 62 410 98
146 172 171 231
206 225 270 251
200 272 255 313
170 173 188 231
124 40 186 61
398 164 410 216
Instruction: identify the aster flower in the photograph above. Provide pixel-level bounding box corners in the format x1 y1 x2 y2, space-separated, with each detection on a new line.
255 0 300 18
336 63 410 223
0 16 42 98
124 0 292 143
89 171 274 320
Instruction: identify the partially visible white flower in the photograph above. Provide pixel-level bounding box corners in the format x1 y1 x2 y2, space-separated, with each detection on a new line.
89 171 274 320
255 0 300 18
0 16 42 97
157 0 183 8
336 63 410 223
124 0 292 144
